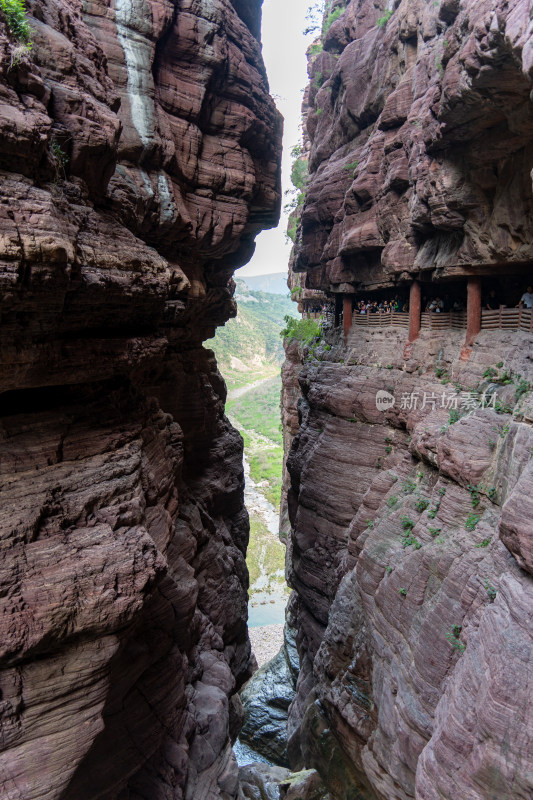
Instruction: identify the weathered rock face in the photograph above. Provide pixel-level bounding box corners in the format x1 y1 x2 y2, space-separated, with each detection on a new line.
0 0 281 798
283 327 533 800
279 768 328 800
282 2 533 799
293 0 533 292
239 763 291 800
280 339 305 543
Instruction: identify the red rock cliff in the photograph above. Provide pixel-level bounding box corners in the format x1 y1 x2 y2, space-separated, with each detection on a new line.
282 1 533 798
0 0 281 797
293 0 533 290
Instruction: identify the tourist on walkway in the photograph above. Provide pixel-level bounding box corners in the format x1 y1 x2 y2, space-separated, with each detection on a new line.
484 289 498 310
428 297 444 312
518 285 533 308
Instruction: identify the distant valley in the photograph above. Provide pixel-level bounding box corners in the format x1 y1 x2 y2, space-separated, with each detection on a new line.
236 271 289 296
206 277 293 392
206 277 293 614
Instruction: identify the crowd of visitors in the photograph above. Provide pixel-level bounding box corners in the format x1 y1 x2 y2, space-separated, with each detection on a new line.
306 284 533 320
355 296 407 314
423 296 464 313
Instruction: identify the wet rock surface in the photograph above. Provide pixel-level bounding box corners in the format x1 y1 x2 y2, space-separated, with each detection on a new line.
0 0 281 797
240 624 299 767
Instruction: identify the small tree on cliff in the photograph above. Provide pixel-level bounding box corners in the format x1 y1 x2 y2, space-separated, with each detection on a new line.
280 315 321 344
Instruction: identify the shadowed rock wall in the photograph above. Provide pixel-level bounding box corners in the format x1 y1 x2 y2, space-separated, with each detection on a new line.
281 2 533 798
0 0 281 797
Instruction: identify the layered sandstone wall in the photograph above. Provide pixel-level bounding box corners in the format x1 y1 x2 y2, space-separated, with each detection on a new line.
283 328 533 800
282 1 533 798
0 1 281 798
291 0 533 292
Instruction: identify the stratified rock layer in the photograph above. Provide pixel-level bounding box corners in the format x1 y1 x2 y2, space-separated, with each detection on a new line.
283 327 533 800
281 1 533 799
292 0 533 292
0 0 281 798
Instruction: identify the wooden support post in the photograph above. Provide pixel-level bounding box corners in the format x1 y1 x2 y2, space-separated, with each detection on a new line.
408 281 421 342
466 277 482 345
343 294 352 341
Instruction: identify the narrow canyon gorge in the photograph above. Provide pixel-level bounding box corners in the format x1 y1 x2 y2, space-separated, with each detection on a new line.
0 1 532 800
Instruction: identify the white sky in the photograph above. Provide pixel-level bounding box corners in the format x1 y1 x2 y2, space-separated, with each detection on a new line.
238 0 317 277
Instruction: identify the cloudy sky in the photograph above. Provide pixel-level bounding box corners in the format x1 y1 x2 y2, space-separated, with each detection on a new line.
238 0 319 277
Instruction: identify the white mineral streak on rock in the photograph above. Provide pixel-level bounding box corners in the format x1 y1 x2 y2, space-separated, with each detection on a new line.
114 0 155 148
158 173 176 224
140 168 154 197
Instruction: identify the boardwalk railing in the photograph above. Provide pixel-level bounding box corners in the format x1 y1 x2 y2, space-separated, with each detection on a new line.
350 307 533 332
421 311 467 330
481 306 533 332
314 303 533 334
353 310 410 328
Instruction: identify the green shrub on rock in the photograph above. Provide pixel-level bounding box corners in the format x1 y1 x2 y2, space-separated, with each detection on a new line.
323 5 345 35
0 0 31 43
280 315 321 345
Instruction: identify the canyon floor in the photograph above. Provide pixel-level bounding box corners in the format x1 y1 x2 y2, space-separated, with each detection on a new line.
208 282 292 625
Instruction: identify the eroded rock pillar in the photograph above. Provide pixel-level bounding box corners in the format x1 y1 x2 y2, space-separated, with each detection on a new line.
466 277 482 345
343 294 353 341
408 280 421 342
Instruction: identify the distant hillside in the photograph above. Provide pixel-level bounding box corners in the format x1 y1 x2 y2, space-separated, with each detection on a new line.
239 272 289 295
206 279 294 390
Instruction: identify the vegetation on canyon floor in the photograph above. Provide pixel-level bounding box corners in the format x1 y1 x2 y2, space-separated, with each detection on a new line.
208 279 290 603
227 376 284 510
247 514 287 598
228 377 287 601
